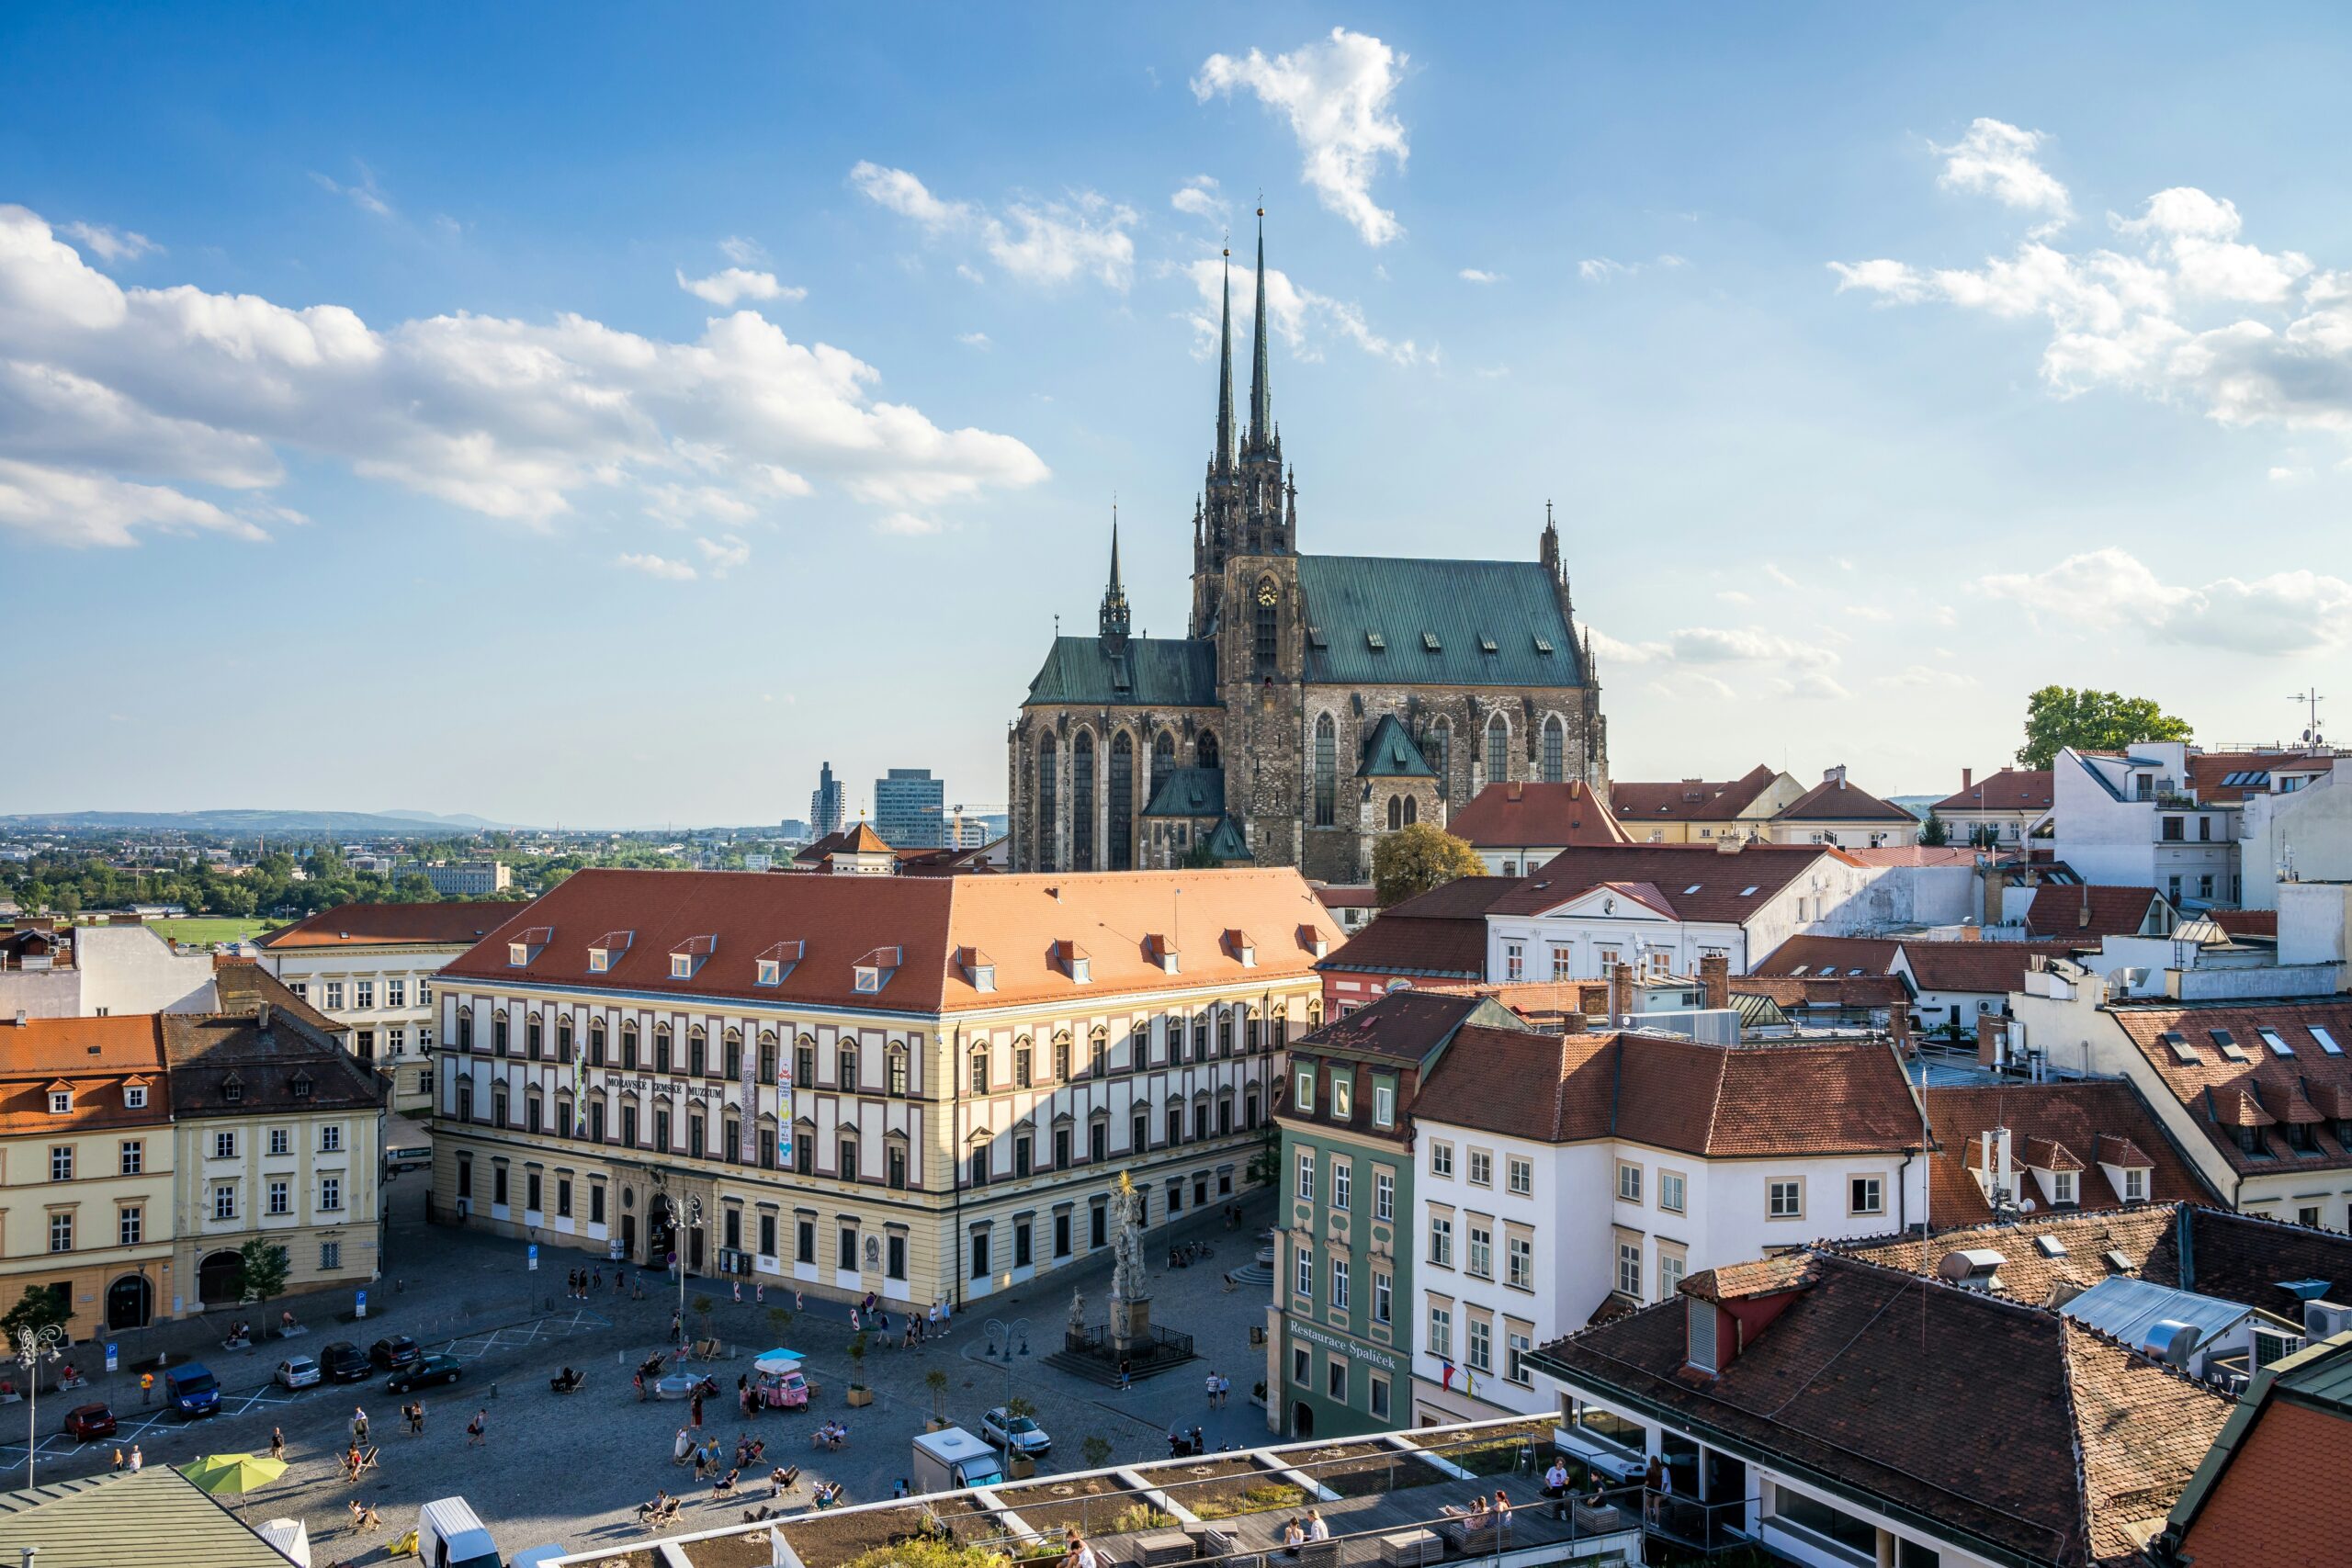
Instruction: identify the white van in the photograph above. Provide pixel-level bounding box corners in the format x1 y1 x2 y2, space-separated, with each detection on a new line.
417 1496 503 1568
912 1426 1007 1495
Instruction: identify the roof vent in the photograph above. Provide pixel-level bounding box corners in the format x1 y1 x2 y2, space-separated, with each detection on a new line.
2035 1235 2068 1258
1365 630 1385 651
956 946 996 992
1937 1248 2007 1290
1422 632 1441 652
1533 636 1555 655
2143 1320 2199 1368
2103 1248 2134 1274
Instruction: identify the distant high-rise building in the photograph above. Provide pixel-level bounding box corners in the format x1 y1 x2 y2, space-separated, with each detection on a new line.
809 762 844 840
874 768 945 849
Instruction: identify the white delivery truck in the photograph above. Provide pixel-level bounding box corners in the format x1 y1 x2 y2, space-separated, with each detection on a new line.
416 1495 503 1568
912 1426 1008 1495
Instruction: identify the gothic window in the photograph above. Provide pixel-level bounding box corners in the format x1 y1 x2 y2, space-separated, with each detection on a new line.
1313 713 1337 828
1197 730 1220 771
1423 717 1451 790
1035 731 1058 873
1387 795 1403 830
1486 713 1510 784
1254 580 1279 671
1109 730 1135 872
1542 715 1566 784
1072 730 1097 869
1151 731 1175 794
1405 795 1419 826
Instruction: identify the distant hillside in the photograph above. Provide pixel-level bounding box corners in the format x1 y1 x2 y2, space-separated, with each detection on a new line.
1885 795 1938 820
0 808 528 836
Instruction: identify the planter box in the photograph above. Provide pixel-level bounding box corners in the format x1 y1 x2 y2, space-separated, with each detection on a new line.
925 1416 954 1433
1008 1455 1037 1480
846 1387 875 1407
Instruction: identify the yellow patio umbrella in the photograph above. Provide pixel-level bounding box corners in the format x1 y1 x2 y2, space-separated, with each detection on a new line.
178 1451 288 1510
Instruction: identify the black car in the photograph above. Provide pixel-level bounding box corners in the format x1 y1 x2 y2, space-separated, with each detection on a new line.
319 1341 371 1383
385 1353 463 1394
369 1336 421 1371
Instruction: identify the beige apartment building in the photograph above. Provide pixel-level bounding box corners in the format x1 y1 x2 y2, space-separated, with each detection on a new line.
428 866 1340 1308
163 1003 387 1313
0 1015 178 1339
259 902 516 1115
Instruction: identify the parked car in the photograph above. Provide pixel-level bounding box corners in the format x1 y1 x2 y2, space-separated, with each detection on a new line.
320 1341 371 1383
386 1353 464 1394
370 1336 421 1371
979 1405 1052 1457
275 1355 322 1390
62 1403 117 1441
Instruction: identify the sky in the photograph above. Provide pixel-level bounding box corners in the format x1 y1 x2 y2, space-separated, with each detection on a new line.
4 3 2350 828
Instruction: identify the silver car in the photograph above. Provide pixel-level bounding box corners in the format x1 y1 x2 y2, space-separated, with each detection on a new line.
274 1355 322 1390
981 1405 1051 1456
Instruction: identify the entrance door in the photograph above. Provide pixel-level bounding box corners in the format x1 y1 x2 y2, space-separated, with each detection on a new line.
621 1213 638 1258
689 1227 705 1274
646 1195 674 1265
198 1250 242 1308
107 1274 153 1330
1292 1402 1315 1438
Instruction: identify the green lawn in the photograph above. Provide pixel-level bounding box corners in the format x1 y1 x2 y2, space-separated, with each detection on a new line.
148 916 281 947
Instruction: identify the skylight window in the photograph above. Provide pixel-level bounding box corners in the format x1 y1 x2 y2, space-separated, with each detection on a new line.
1683 884 1702 895
2258 1027 2292 1056
1533 636 1555 654
2312 1026 2344 1056
1365 630 1385 651
1738 886 1759 897
1789 964 1811 977
1847 968 1866 977
2035 1235 2068 1258
2211 1028 2248 1062
1478 635 1498 654
2160 1029 2200 1064
1422 632 1441 651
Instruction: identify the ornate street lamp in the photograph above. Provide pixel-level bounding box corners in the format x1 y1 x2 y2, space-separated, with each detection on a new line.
10 1322 67 1487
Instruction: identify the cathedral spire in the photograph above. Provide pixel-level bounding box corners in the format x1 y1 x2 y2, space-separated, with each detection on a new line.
1214 246 1236 473
1247 208 1272 447
1098 506 1131 649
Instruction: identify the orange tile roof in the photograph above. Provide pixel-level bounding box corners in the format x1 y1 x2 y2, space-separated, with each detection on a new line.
2175 1392 2352 1568
2108 998 2352 1174
1753 934 1905 977
1900 940 2081 996
1445 780 1631 848
1490 843 1838 920
436 866 1341 1014
1920 1081 2215 1226
1609 765 1781 823
258 901 519 950
1930 768 2053 814
0 1015 172 1134
2024 884 2166 940
1774 773 1917 824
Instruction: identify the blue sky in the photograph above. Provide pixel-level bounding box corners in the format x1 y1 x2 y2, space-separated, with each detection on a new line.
5 4 2349 826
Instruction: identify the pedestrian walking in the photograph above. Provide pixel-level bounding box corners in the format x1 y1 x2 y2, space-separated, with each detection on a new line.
467 1408 487 1446
594 1265 604 1292
1206 1371 1219 1410
128 1445 143 1472
270 1427 287 1461
139 1371 153 1406
413 1399 427 1433
352 1406 368 1445
111 1447 124 1472
1119 1359 1132 1393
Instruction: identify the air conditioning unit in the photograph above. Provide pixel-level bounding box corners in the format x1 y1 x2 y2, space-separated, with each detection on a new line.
2304 1300 2352 1338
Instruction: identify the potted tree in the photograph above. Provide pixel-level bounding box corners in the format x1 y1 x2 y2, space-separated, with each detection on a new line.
1003 1396 1041 1478
844 1331 873 1407
924 1368 952 1432
1080 1435 1113 1472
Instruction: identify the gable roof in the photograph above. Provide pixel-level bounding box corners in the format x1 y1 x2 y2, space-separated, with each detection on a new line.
2105 998 2352 1175
1022 634 1219 708
1529 1251 2231 1568
1753 933 1905 978
1444 780 1630 849
162 1006 383 1118
257 900 518 950
1932 768 2054 814
1774 772 1919 824
2025 884 2167 940
0 1468 296 1568
1413 1028 1927 1157
1354 713 1436 779
1610 765 1783 823
1294 555 1583 687
1489 843 1837 921
437 866 1342 1014
2171 1333 2352 1568
1141 766 1225 818
0 1015 172 1134
211 959 347 1039
1291 987 1515 1067
1318 875 1521 981
1921 1080 2217 1226
1899 939 2081 997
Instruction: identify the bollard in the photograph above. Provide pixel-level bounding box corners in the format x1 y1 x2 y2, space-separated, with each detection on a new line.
491 1382 499 1400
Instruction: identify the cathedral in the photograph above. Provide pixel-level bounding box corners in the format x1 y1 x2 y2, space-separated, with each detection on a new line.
1007 221 1609 883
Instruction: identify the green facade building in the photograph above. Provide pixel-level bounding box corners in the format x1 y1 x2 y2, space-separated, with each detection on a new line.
1265 989 1528 1438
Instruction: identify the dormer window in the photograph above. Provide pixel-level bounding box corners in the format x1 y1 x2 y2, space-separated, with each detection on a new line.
1478 634 1498 654
222 1076 244 1103
587 930 633 973
854 946 903 994
507 926 552 967
1296 925 1328 960
2051 1171 2075 1204
1146 934 1180 974
755 941 804 987
510 942 531 965
672 954 693 978
956 947 997 993
1053 941 1091 985
1224 929 1255 968
290 1073 314 1100
47 1089 72 1114
756 959 780 987
1533 636 1555 655
670 934 716 980
124 1083 147 1110
2122 1167 2147 1201
1364 630 1385 651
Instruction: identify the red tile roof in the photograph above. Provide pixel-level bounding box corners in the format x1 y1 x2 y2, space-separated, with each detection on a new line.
2107 998 2352 1174
2184 750 2328 803
1726 974 1909 1011
2175 1396 2352 1568
1920 1081 2216 1226
1931 768 2053 814
1411 1028 1926 1157
1833 1206 2183 1308
0 1015 172 1134
1752 934 1905 977
1531 1252 2230 1568
258 901 520 951
1609 764 1783 823
436 866 1340 1014
1899 940 2079 996
1489 843 1838 921
1444 781 1630 849
211 959 348 1039
1773 772 1918 824
2023 884 2166 940
1319 876 1520 980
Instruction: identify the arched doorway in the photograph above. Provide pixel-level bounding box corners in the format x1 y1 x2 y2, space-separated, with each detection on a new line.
107 1273 153 1331
198 1250 242 1308
1293 1402 1316 1438
646 1193 675 1266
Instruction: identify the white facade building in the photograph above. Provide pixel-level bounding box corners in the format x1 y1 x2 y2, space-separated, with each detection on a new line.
0 923 220 1021
2238 754 2352 909
2049 744 2240 907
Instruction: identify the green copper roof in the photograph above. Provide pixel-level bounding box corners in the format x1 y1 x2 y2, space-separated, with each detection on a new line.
1357 713 1436 778
1295 554 1583 688
1023 635 1219 708
1143 766 1226 818
1204 814 1252 861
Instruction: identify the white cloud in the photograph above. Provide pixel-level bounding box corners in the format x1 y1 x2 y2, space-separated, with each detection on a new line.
61 222 159 265
0 457 266 547
1715 589 1752 604
1935 118 2071 225
617 551 696 581
1193 28 1409 247
1875 664 1977 691
957 332 991 349
1579 254 1688 284
875 511 943 536
0 204 1046 548
718 236 766 266
1170 175 1229 222
1178 254 1424 367
309 164 393 218
1841 604 1894 623
1833 138 2352 441
676 267 805 307
2269 465 2309 481
1588 622 1846 698
1458 268 1503 285
1976 546 2352 655
1762 562 1800 590
851 163 1136 289
695 533 751 576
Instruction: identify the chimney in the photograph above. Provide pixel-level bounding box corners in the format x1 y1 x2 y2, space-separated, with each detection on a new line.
1610 962 1634 1027
1826 764 1848 789
1962 767 1973 790
12 1009 25 1028
254 1001 273 1033
1699 953 1729 1011
1994 1124 2014 1197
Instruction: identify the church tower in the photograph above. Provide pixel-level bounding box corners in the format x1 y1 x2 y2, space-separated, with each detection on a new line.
1099 510 1130 653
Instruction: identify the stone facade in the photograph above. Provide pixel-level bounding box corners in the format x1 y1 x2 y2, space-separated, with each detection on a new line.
1011 221 1608 881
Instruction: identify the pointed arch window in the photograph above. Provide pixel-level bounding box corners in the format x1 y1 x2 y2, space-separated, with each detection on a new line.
1542 715 1566 784
1314 713 1337 827
1486 713 1510 784
1152 731 1175 794
1254 580 1279 671
1387 795 1403 830
1035 731 1058 873
1197 730 1220 771
1109 730 1135 872
1405 795 1419 826
1072 730 1096 870
1424 717 1451 790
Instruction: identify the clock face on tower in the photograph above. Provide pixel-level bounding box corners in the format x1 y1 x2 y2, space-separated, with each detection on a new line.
1257 581 1279 606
